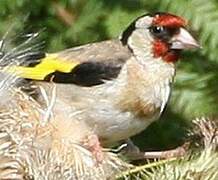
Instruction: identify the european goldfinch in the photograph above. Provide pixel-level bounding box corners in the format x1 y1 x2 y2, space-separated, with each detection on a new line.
7 12 200 157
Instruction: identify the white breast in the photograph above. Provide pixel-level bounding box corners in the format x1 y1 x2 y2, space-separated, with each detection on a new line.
91 56 175 144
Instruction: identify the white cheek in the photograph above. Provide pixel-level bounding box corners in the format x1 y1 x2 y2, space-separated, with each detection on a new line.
127 29 154 61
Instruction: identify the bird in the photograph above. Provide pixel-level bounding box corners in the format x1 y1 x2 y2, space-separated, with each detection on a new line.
6 12 200 160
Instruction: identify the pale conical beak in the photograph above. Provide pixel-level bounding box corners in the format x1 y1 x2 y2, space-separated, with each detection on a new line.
171 28 200 49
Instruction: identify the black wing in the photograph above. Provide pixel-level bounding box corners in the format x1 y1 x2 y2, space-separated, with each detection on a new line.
44 61 122 86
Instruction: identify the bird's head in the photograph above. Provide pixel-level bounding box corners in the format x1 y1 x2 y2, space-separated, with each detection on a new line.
120 12 200 63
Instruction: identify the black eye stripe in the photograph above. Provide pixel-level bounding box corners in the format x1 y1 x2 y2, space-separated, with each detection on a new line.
149 26 180 41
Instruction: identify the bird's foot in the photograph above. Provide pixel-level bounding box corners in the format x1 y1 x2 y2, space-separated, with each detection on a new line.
141 142 190 159
118 139 189 160
85 134 104 164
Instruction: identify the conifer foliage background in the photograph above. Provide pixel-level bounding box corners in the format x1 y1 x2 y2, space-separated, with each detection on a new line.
0 0 217 151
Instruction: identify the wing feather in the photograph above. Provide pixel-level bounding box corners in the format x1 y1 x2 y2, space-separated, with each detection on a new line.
7 39 131 86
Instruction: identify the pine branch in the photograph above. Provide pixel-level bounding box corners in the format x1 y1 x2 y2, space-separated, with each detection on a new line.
170 68 218 119
117 118 218 180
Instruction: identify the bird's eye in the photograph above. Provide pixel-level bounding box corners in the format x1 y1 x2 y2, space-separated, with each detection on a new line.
150 26 165 35
149 26 172 41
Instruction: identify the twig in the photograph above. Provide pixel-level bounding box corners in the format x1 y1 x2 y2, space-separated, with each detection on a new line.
52 1 75 26
116 158 177 179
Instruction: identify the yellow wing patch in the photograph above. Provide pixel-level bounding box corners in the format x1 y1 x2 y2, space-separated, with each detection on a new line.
6 53 79 80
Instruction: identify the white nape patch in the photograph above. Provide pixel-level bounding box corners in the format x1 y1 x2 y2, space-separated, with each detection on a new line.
135 16 153 29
